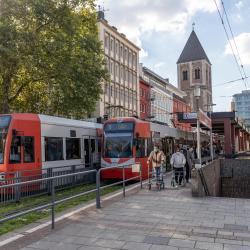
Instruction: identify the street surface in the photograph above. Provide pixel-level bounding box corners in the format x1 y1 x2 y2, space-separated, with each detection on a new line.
3 177 250 250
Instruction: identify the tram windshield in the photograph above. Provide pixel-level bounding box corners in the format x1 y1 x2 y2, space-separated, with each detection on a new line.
0 116 11 164
104 133 133 158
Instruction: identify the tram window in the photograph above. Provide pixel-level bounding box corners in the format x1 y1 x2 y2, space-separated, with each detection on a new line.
91 139 95 153
24 137 34 163
45 137 63 161
66 138 80 160
9 136 21 164
147 138 153 155
136 138 146 157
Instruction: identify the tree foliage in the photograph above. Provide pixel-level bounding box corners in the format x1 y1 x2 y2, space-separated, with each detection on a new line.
0 0 107 118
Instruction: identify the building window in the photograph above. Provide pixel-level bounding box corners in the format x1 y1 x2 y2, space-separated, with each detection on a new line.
66 138 81 160
45 137 64 161
110 38 114 52
104 34 109 48
140 104 143 112
115 41 119 56
120 66 123 80
124 48 127 61
110 85 113 97
110 61 113 74
24 137 35 163
195 68 200 80
183 70 188 81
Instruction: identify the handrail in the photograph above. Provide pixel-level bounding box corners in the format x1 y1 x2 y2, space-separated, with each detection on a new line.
0 163 144 230
96 163 142 209
0 169 96 189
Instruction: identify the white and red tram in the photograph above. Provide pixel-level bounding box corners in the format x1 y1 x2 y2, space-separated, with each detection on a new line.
0 113 102 182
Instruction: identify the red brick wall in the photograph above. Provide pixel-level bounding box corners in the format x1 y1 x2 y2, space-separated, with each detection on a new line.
139 80 151 119
173 97 192 131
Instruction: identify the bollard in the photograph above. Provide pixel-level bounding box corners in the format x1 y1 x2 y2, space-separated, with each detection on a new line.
51 178 55 229
122 166 125 197
96 170 101 209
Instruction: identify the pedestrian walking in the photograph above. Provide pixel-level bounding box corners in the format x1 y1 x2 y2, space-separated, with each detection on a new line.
170 145 186 186
147 143 165 181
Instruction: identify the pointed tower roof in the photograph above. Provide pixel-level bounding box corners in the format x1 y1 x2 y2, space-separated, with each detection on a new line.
177 30 211 64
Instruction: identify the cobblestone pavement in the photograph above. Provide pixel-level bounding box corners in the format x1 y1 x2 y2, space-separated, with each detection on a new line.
7 179 250 250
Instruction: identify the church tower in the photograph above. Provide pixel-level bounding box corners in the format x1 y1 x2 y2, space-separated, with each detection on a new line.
177 30 212 112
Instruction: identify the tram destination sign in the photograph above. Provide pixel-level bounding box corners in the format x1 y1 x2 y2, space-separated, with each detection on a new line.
104 122 134 132
177 112 197 123
177 111 211 130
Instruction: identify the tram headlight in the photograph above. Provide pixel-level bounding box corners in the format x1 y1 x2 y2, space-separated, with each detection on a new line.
0 173 5 182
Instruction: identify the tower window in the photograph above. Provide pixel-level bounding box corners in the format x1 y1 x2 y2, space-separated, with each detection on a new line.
183 70 188 81
195 68 200 80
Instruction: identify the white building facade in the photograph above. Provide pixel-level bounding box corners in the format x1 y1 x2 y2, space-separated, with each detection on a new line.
140 66 173 126
94 11 140 118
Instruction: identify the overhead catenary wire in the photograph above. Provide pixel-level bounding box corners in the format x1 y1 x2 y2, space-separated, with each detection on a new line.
220 0 249 88
212 0 248 89
213 76 249 87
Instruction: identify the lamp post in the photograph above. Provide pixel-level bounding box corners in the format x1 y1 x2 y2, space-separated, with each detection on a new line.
194 86 201 165
205 103 216 161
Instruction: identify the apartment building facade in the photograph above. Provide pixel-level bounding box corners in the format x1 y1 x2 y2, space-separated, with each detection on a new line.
232 90 250 129
140 66 173 126
94 11 140 118
139 77 151 119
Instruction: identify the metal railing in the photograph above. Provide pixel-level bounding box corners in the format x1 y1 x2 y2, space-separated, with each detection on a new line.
0 164 95 204
0 163 143 230
96 164 142 208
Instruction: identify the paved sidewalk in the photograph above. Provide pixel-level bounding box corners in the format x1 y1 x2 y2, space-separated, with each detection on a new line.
4 179 250 250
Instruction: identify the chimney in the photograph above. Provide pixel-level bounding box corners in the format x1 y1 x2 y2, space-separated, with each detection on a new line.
97 10 105 20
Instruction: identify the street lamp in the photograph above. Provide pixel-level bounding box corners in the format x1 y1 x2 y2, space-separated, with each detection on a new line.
204 103 216 161
194 86 201 165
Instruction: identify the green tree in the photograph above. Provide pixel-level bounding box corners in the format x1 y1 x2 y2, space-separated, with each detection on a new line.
0 0 107 118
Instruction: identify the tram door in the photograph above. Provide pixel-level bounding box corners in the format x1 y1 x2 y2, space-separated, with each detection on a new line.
82 136 96 168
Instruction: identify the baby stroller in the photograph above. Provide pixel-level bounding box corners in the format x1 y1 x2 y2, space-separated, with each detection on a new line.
148 164 165 191
171 165 186 188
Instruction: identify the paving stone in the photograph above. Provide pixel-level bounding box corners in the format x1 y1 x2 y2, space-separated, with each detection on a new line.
195 241 223 250
143 235 170 245
27 240 60 249
224 224 249 232
188 235 214 243
215 238 242 245
217 231 234 236
63 236 97 245
118 234 145 243
168 239 195 248
150 245 178 250
94 239 126 249
78 247 114 250
223 244 245 250
122 242 152 250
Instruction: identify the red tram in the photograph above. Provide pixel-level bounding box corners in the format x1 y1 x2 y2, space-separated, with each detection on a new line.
0 113 102 183
101 117 190 180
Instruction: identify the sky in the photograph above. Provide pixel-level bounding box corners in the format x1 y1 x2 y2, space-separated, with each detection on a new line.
96 0 250 112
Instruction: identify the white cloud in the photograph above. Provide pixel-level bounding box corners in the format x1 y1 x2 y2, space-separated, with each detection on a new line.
154 62 165 69
96 0 218 53
225 33 250 65
140 48 148 59
235 1 244 9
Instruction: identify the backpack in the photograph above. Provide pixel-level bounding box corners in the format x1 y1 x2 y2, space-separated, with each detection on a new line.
174 152 184 166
